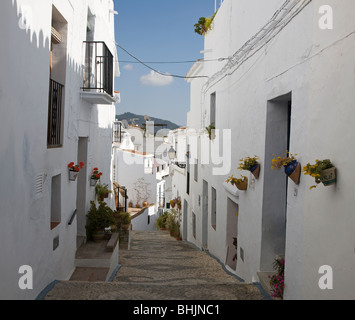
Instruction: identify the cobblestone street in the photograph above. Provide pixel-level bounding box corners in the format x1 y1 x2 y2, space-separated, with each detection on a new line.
43 231 266 300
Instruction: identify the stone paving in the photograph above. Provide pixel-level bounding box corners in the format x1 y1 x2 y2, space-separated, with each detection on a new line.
43 230 266 300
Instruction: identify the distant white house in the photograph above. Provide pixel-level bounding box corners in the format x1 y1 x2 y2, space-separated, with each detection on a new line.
0 0 119 299
182 0 355 300
112 122 170 231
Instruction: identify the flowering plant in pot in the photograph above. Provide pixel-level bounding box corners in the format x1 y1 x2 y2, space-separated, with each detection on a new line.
90 167 102 186
225 175 248 191
68 161 84 181
238 156 260 179
302 159 336 189
271 151 301 185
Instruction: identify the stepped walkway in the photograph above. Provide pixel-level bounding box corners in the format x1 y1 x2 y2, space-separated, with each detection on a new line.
42 230 266 300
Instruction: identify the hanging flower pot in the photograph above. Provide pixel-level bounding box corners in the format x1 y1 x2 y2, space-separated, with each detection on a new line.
284 160 301 185
238 156 260 179
236 180 248 190
90 178 98 186
302 159 336 189
226 175 248 191
250 163 261 179
320 166 336 186
271 152 300 185
67 161 84 181
69 170 78 181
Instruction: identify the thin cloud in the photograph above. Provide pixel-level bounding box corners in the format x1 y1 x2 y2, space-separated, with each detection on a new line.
123 63 133 70
140 70 173 86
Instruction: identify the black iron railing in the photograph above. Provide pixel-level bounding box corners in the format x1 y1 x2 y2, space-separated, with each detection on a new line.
113 121 122 143
48 79 64 147
82 41 113 96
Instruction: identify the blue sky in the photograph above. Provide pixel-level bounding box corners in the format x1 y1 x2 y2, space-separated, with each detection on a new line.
113 0 217 126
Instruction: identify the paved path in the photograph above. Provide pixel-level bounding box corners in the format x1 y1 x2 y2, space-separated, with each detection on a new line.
43 231 266 300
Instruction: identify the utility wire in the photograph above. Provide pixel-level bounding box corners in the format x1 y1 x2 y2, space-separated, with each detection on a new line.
116 43 209 79
118 58 229 64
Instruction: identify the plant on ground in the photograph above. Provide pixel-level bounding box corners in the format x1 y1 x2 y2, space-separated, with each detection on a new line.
86 201 115 240
268 257 285 299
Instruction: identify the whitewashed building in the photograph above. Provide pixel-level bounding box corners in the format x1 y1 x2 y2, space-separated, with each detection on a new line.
184 0 355 299
0 0 119 299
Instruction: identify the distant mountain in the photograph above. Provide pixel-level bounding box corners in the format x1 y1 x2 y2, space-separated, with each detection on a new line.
116 112 180 131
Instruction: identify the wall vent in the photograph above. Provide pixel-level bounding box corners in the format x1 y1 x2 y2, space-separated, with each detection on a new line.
34 173 45 199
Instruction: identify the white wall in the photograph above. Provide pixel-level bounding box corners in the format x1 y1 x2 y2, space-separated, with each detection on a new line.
0 0 117 299
185 0 355 299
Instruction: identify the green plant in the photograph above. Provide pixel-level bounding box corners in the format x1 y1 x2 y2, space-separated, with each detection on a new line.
116 211 131 227
165 209 180 238
271 151 298 170
205 124 215 140
225 175 247 186
238 156 259 171
86 201 116 240
95 183 112 202
194 11 217 36
155 212 169 230
302 159 334 189
268 257 285 299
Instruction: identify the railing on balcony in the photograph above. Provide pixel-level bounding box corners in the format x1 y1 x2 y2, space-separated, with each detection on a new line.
113 121 122 143
48 79 64 147
82 41 113 96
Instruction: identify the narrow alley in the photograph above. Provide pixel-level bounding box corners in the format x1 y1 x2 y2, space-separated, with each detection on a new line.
42 231 267 300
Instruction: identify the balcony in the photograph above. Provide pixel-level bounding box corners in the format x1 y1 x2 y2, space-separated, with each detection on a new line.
81 41 118 105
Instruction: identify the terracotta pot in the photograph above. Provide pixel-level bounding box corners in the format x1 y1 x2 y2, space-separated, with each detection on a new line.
236 181 248 190
321 167 336 186
142 201 148 207
250 163 260 179
285 160 301 185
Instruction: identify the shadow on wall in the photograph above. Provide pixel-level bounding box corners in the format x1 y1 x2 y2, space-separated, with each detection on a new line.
0 0 114 300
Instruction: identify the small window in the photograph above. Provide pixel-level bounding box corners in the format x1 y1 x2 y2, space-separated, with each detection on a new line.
51 174 61 229
210 92 216 127
194 159 198 182
192 212 196 239
211 187 216 230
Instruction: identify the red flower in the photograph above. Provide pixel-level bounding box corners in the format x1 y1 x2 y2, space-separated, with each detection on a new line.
74 166 80 172
68 162 74 168
79 162 84 169
95 174 100 179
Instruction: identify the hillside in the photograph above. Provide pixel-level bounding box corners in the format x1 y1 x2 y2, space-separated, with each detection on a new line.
116 112 180 130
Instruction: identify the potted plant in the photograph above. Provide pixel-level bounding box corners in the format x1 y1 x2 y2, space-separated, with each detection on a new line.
238 156 261 179
67 161 84 181
86 201 116 242
205 123 215 140
170 199 176 208
225 175 248 190
302 159 336 189
194 11 217 36
271 151 301 185
95 183 112 202
268 257 285 299
90 167 102 186
128 201 133 208
155 212 169 230
115 211 131 231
